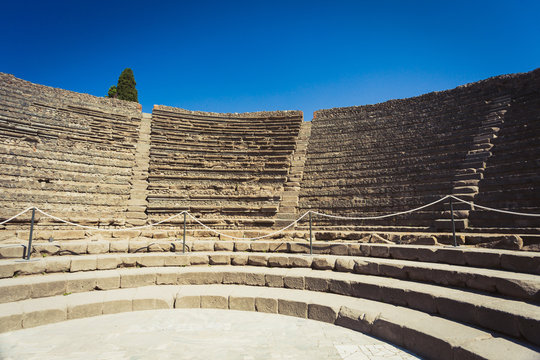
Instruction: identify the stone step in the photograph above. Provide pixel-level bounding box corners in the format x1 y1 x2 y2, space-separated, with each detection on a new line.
434 218 469 230
453 186 479 194
2 250 538 301
0 271 538 356
454 173 483 181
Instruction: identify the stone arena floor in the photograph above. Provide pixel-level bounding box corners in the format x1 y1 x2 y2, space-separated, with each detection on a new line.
0 309 422 360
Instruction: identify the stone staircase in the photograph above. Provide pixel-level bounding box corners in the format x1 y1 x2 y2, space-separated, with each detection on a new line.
125 112 152 226
0 241 539 359
435 95 511 230
274 121 312 228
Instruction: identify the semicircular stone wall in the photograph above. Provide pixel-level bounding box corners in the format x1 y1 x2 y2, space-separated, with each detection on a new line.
300 69 540 232
0 69 538 236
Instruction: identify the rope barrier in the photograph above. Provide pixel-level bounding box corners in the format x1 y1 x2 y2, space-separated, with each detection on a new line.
33 208 188 231
185 211 311 240
0 207 33 225
310 195 451 220
448 195 540 217
0 195 538 241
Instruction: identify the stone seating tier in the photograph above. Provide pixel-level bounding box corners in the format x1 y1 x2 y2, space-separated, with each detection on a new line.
0 244 539 359
148 106 302 224
468 87 540 228
302 69 540 230
0 264 538 341
0 73 139 114
0 101 140 150
0 73 143 228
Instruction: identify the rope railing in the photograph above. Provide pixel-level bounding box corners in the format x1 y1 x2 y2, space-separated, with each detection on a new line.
309 195 451 220
448 195 540 217
1 195 539 260
33 208 190 231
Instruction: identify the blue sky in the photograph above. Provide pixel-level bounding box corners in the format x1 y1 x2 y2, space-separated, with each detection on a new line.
1 1 539 120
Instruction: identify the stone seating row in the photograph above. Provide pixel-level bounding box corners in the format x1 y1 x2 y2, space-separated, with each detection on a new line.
0 143 134 166
304 142 474 165
150 160 291 171
0 73 140 116
149 107 296 223
0 263 538 344
0 276 538 359
0 155 132 178
151 107 302 122
1 238 538 273
150 144 295 157
0 73 141 230
151 113 303 126
152 121 300 136
151 108 302 126
0 107 139 150
0 95 140 129
149 166 289 176
312 101 489 129
151 132 299 144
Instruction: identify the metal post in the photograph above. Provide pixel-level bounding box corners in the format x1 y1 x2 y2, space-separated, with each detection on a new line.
450 197 457 247
183 212 186 254
26 207 36 260
309 211 313 255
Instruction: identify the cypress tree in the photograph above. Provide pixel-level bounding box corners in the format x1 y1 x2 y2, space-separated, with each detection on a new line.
116 68 138 102
107 85 117 98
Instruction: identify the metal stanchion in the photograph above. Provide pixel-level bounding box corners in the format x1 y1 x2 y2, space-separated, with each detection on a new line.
450 197 457 247
183 212 186 254
26 207 36 260
309 211 313 255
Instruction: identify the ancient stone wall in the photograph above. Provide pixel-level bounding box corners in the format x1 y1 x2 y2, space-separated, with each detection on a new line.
147 105 302 228
0 69 538 235
468 69 540 230
0 73 142 232
300 69 540 231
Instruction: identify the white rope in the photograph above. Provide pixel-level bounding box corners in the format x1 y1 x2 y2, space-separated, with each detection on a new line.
34 208 188 231
0 207 33 225
310 195 450 220
186 211 311 240
1 194 539 238
449 195 540 217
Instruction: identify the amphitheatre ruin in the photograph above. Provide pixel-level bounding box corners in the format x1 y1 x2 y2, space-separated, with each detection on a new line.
0 69 539 359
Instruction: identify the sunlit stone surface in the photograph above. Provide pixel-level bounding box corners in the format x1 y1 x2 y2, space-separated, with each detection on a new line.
0 309 421 360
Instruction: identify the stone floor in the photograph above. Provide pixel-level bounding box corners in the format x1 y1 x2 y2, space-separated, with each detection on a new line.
0 309 422 360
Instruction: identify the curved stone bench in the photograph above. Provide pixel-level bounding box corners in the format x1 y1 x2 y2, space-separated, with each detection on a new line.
1 251 538 302
2 240 538 275
1 284 538 360
1 263 539 346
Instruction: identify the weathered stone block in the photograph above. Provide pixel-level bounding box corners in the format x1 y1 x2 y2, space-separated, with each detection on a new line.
46 257 71 273
200 295 228 309
268 256 289 267
192 241 214 252
311 256 335 270
87 241 109 254
209 254 230 265
231 254 248 265
175 295 200 308
97 255 121 270
189 254 209 265
248 255 268 266
289 255 312 268
255 297 278 313
283 276 304 289
278 299 308 318
308 303 339 323
109 240 129 253
214 241 234 251
70 256 97 272
230 296 255 311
